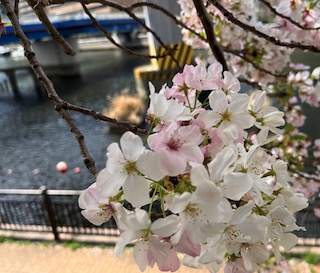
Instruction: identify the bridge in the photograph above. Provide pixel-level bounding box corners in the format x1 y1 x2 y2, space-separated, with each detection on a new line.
0 3 145 98
0 16 144 46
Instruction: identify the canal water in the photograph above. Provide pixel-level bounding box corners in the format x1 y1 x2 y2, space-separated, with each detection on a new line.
0 48 319 191
0 49 149 190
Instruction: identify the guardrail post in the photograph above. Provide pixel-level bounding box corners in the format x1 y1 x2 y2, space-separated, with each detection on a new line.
6 70 21 99
40 186 60 241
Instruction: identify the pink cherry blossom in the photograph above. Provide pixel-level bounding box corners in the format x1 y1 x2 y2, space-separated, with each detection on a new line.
148 123 204 176
78 183 118 226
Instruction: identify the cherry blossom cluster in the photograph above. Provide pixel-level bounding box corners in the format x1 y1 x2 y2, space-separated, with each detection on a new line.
268 64 320 199
79 63 308 273
178 0 320 84
178 0 320 202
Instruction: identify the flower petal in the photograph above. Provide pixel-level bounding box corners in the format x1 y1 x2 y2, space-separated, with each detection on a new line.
123 175 151 208
169 192 192 213
280 233 298 251
96 168 121 197
209 89 228 113
134 240 149 272
107 143 124 172
81 209 109 226
158 150 187 176
115 229 140 256
120 131 145 161
149 238 180 272
137 150 165 181
208 145 237 182
151 214 181 237
220 172 253 201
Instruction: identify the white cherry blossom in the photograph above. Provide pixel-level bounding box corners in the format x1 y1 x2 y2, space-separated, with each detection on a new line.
79 62 307 273
106 131 164 208
208 90 255 130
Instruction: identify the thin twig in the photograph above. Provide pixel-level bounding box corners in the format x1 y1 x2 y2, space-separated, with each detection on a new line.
292 170 320 183
81 3 177 61
192 0 228 71
222 47 287 78
258 0 320 30
129 1 204 43
239 78 263 90
209 0 320 53
26 0 76 55
51 0 182 69
50 0 166 48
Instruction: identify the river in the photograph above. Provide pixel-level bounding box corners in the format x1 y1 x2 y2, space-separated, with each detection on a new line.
0 47 319 191
0 48 148 190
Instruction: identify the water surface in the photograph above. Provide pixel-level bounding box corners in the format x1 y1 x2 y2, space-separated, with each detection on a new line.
0 49 148 190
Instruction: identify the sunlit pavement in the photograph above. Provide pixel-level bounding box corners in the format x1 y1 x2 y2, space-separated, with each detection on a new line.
2 241 320 273
0 242 222 273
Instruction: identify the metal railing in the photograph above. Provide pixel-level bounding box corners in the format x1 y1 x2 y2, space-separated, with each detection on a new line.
0 187 319 245
0 187 118 241
295 196 320 246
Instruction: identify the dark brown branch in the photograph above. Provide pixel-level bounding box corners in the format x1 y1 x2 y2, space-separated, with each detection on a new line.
14 0 19 17
58 108 97 174
222 47 287 78
56 100 147 135
192 0 228 71
26 0 76 55
1 0 150 174
258 0 320 30
239 78 263 90
209 0 320 53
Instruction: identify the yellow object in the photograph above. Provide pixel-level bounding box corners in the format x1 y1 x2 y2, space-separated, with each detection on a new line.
134 42 194 82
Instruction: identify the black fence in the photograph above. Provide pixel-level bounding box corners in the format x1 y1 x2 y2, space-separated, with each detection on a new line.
295 195 320 246
0 187 319 246
0 187 118 241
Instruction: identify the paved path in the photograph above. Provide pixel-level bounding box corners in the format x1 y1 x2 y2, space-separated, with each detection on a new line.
0 242 220 273
1 242 320 273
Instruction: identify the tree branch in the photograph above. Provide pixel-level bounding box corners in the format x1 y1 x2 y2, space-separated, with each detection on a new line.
81 3 177 62
258 0 320 30
209 0 320 53
50 0 182 69
49 0 163 47
192 0 228 71
57 100 147 135
14 0 19 17
292 170 320 183
129 1 204 43
1 0 97 176
26 0 76 56
222 47 287 78
239 77 263 90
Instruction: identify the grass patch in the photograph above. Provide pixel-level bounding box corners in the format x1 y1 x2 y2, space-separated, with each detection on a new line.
281 251 320 265
61 240 83 251
0 236 110 250
0 236 14 244
301 252 320 265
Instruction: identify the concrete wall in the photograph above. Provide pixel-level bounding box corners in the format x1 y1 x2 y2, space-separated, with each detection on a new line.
144 0 182 47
